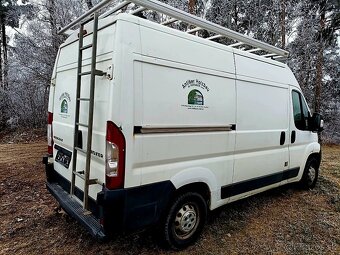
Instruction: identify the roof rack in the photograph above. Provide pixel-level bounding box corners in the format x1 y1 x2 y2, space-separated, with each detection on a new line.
58 0 289 60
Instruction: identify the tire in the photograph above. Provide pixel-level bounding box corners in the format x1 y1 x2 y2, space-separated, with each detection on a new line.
161 192 207 250
300 157 319 189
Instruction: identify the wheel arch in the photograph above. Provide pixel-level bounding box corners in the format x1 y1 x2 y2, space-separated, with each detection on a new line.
295 142 322 182
174 182 211 206
306 151 322 167
170 167 218 209
303 142 322 170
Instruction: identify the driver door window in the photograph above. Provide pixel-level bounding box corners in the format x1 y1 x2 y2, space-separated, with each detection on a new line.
292 90 310 131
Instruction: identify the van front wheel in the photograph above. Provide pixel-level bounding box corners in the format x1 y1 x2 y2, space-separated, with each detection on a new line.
300 157 319 189
162 192 207 250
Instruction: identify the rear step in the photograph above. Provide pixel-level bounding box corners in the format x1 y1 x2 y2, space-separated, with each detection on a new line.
47 182 106 240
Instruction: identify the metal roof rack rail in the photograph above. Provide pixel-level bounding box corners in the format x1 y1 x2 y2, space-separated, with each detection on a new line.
58 0 289 61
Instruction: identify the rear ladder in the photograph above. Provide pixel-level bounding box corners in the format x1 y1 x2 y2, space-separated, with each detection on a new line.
71 12 106 210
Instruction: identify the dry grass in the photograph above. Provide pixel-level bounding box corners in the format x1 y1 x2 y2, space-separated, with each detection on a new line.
0 141 339 255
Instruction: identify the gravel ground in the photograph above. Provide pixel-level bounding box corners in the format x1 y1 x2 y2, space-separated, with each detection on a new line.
0 136 339 255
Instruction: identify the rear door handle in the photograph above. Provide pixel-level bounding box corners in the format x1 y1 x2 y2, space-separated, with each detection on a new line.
280 131 286 145
291 130 296 144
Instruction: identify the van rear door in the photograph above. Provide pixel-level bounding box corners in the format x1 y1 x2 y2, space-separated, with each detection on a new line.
52 23 115 201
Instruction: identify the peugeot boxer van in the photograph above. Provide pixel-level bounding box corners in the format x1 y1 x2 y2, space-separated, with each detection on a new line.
43 0 323 249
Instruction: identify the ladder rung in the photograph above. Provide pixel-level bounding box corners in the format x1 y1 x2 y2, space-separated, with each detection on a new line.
73 171 98 185
247 48 262 53
77 98 90 101
79 71 91 76
187 27 203 34
263 53 277 58
131 7 147 15
161 18 177 25
88 179 99 185
80 44 93 50
95 70 106 76
75 147 87 154
207 34 224 40
73 171 85 179
78 70 106 76
229 42 244 47
76 122 89 128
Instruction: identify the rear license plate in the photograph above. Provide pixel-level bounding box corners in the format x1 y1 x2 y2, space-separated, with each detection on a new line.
55 145 72 169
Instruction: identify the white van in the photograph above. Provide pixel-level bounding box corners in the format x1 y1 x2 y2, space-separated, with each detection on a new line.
43 0 323 249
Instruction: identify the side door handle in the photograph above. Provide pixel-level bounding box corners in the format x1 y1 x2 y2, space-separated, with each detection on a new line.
280 131 286 145
291 130 296 144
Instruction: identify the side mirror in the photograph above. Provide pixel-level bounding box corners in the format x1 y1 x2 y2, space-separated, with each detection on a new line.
310 113 324 132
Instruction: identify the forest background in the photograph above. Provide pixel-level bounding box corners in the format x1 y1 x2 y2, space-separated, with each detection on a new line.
0 0 339 143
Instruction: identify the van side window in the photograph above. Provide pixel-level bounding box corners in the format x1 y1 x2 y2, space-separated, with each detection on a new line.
292 90 310 130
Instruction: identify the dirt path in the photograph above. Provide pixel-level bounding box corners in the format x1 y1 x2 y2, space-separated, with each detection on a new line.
0 142 339 255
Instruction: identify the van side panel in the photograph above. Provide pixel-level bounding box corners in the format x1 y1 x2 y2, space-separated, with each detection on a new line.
125 22 237 208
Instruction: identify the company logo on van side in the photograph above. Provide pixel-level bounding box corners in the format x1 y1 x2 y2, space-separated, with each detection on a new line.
188 89 204 105
181 79 209 110
59 92 71 118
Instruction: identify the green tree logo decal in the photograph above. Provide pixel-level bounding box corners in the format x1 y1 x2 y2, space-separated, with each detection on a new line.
188 89 204 105
61 99 68 113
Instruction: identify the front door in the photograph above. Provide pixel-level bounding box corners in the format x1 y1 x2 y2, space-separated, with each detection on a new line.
288 88 316 183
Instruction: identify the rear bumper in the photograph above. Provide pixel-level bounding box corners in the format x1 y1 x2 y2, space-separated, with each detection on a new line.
43 156 175 238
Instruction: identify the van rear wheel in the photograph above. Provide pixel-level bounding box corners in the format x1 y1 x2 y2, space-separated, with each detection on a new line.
162 192 207 250
300 157 319 189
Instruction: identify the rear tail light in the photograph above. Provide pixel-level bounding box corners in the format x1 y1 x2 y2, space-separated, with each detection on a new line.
105 121 126 189
47 112 53 155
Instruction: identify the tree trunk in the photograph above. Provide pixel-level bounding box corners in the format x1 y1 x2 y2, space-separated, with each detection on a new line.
48 0 59 53
2 17 7 90
314 1 326 114
280 0 286 49
315 1 326 142
234 2 238 32
0 14 4 90
188 0 196 14
86 0 94 10
46 0 59 115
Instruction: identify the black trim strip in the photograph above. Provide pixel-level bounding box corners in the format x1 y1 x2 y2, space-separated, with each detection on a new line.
134 125 236 134
221 167 300 199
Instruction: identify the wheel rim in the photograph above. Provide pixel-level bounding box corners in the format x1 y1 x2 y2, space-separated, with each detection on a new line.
307 166 316 185
173 202 199 240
